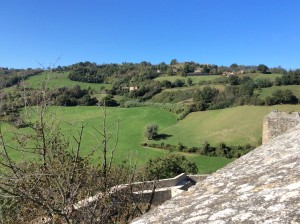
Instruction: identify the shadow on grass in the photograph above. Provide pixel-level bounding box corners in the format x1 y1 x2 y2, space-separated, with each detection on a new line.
155 133 173 140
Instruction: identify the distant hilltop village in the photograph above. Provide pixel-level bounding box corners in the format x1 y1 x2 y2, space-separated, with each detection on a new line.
133 111 300 223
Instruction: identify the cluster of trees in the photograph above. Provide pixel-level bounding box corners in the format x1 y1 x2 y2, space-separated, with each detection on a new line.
125 80 162 100
48 61 299 107
68 61 159 85
0 85 98 128
191 76 299 112
265 89 298 105
68 65 105 83
57 64 300 113
219 63 273 74
0 68 42 90
144 141 254 159
161 79 189 88
50 85 98 106
274 71 300 86
0 92 23 124
99 94 118 106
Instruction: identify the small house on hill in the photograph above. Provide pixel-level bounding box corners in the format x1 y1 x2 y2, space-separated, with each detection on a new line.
121 86 139 92
129 86 138 91
222 71 236 77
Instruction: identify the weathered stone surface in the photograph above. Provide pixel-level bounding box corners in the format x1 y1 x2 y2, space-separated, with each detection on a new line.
133 124 300 223
262 111 300 144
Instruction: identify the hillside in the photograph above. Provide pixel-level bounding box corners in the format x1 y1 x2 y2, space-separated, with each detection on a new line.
0 62 299 174
2 106 231 174
258 85 300 99
148 105 300 147
4 71 111 93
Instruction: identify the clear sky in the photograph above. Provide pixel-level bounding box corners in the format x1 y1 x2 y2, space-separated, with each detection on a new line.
1 0 300 69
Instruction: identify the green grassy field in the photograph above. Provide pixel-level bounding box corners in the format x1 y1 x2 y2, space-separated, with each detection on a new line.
5 72 112 92
240 73 283 81
257 85 300 99
6 104 300 174
150 105 300 148
4 106 232 174
155 75 221 83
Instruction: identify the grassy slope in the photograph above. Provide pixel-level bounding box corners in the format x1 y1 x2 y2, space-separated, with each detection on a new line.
9 106 231 174
151 84 225 103
258 85 300 99
155 75 220 83
8 104 300 174
5 72 112 92
240 73 283 81
154 105 300 148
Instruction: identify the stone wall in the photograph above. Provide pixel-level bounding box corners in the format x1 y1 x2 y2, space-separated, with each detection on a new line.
262 111 300 144
131 173 208 206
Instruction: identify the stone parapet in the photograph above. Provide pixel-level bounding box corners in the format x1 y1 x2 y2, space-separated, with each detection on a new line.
262 111 300 144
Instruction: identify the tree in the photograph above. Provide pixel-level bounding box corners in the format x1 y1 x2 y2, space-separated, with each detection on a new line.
145 123 159 140
99 94 118 106
157 62 168 73
201 65 210 73
257 64 269 74
230 63 238 72
270 89 298 105
170 59 178 65
228 75 240 85
161 80 172 88
183 63 195 74
193 86 219 111
166 67 174 76
144 154 198 180
173 79 185 87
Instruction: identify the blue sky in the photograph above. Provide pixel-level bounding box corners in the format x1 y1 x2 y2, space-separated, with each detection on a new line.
1 0 300 69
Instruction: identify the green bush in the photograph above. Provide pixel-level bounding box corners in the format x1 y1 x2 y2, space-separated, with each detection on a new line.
144 154 198 180
145 123 159 140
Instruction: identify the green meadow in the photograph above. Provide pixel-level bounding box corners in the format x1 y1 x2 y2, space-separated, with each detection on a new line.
12 105 300 173
148 104 300 148
5 72 112 92
240 73 283 81
54 106 233 173
3 106 232 174
5 104 300 174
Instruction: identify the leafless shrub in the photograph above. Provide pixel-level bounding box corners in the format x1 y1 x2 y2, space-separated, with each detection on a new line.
0 69 155 223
